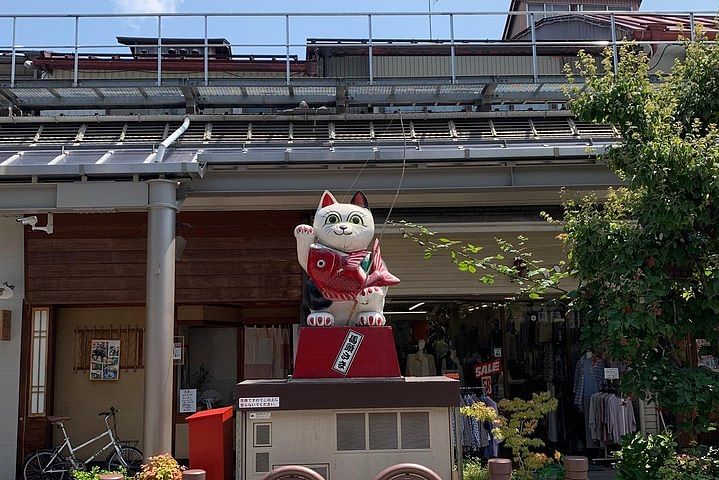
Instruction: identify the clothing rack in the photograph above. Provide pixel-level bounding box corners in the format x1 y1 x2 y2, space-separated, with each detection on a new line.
592 382 632 464
460 386 487 397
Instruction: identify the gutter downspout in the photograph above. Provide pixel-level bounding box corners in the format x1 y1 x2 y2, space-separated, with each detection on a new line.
155 116 190 163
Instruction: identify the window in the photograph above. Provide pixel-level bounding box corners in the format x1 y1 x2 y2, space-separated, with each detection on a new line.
29 308 49 416
575 4 633 10
369 413 398 450
527 3 570 22
336 413 366 451
401 412 431 449
255 452 270 473
254 423 272 447
336 411 430 452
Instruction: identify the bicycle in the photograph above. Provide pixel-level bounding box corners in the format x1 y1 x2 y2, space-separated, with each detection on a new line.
23 406 143 479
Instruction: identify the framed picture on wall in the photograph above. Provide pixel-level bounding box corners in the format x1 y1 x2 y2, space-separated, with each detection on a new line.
90 339 120 381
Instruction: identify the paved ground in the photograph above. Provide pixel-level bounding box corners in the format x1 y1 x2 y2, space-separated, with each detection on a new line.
588 465 616 479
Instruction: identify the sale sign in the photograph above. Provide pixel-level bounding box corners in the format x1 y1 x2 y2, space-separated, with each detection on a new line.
474 360 502 379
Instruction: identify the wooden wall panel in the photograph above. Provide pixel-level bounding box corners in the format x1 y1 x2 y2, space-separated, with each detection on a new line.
175 211 302 304
26 213 147 305
25 211 303 306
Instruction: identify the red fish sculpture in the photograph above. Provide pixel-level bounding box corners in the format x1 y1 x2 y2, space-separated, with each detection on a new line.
307 239 400 301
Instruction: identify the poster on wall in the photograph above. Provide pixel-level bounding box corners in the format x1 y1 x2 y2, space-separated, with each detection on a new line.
90 339 120 381
179 389 197 413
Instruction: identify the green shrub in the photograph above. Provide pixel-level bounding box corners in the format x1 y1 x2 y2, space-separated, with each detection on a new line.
615 432 677 480
657 446 719 480
462 459 489 480
71 466 127 480
614 432 719 480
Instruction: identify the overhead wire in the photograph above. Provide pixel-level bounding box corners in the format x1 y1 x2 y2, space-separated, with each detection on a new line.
378 110 407 242
341 114 398 202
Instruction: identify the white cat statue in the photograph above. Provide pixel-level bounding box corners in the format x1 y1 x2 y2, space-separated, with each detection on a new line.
294 190 400 327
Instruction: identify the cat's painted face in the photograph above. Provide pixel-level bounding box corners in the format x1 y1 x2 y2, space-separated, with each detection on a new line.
313 190 375 252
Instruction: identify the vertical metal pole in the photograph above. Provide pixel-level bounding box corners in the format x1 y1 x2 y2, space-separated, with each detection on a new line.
428 0 432 40
73 16 79 87
450 14 456 84
610 13 618 76
157 16 162 87
285 15 290 86
368 14 374 85
143 179 177 459
690 13 696 41
10 17 16 87
530 13 538 82
203 15 209 86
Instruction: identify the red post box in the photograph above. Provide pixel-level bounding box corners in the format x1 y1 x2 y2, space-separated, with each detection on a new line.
187 406 234 480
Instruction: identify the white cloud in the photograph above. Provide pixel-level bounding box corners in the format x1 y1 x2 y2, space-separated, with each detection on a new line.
111 0 183 14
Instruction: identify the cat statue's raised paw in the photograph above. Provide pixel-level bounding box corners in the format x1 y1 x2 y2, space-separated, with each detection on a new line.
295 190 400 327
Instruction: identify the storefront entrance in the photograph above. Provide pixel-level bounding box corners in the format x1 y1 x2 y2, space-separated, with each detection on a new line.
385 299 583 453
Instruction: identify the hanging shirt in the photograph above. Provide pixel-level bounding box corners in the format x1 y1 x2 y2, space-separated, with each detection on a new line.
573 357 606 405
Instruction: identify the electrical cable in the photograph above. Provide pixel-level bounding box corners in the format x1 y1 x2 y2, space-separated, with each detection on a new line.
379 110 407 242
341 115 398 202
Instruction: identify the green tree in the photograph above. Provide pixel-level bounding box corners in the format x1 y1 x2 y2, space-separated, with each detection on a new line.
401 37 719 433
564 39 719 434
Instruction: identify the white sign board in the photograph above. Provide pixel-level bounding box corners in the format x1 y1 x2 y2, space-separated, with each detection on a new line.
699 355 719 372
493 347 502 358
604 368 620 380
179 389 197 414
249 412 272 419
332 329 364 375
238 396 280 409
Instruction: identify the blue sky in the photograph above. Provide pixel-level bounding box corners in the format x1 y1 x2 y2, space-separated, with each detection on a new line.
1 1 717 57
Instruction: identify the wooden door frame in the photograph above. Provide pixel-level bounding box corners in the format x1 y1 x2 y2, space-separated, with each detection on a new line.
16 305 57 468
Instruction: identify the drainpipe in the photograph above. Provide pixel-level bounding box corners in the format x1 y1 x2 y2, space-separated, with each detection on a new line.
156 116 190 163
143 179 178 458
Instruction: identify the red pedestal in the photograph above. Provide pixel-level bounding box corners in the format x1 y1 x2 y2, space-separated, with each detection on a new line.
293 326 401 378
186 406 234 480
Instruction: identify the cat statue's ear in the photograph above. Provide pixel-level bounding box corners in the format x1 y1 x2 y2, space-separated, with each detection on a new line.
319 190 337 209
351 191 369 209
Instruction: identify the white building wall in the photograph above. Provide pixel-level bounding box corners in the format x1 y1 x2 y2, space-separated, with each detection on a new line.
0 216 24 478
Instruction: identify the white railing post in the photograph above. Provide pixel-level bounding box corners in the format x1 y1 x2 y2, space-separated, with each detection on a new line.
10 17 16 87
285 15 290 86
73 16 79 87
368 14 374 85
530 12 538 82
203 15 209 86
450 14 456 84
611 13 618 76
157 15 162 86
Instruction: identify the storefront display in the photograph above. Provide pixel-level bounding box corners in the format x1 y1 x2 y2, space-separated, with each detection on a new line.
385 299 588 451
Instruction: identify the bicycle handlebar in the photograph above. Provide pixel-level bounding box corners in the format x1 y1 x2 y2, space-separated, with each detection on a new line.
98 406 118 416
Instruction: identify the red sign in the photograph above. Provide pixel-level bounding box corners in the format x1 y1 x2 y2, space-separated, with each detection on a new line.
481 376 493 397
474 360 502 379
444 372 460 380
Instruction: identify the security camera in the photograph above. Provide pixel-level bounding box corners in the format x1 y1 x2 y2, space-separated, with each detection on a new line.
0 282 15 300
16 216 38 226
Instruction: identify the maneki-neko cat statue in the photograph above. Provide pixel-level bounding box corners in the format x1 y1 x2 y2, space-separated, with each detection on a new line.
295 191 400 327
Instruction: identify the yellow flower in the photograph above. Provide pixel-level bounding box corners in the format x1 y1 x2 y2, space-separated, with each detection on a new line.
554 450 562 462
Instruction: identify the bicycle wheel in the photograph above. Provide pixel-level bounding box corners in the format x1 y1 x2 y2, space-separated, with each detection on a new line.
107 446 143 476
23 449 67 480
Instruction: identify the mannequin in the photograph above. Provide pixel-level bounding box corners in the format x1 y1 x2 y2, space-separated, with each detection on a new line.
405 339 437 377
441 347 462 381
573 349 607 449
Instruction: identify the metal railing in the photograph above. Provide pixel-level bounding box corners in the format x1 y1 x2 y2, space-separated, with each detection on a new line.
0 10 715 88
